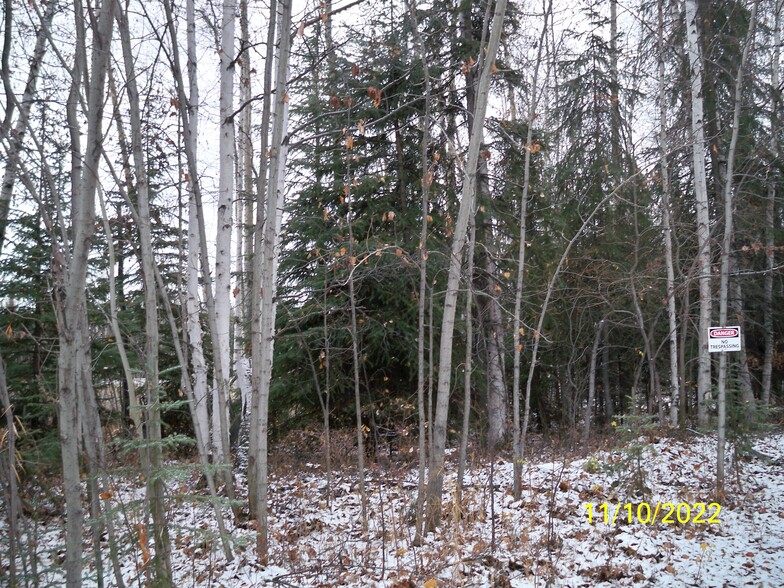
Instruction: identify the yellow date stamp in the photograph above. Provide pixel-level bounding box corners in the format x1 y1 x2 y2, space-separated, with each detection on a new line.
583 502 722 525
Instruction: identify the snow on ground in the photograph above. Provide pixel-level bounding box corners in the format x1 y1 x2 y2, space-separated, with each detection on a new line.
6 429 784 587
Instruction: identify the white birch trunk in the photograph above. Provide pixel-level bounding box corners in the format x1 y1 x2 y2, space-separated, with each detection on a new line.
161 0 234 504
214 0 236 460
763 0 782 407
253 0 292 558
685 0 712 427
248 0 276 518
236 0 254 417
659 0 680 426
184 0 210 456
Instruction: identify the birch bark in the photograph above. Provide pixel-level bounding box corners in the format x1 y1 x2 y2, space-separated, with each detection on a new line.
248 0 276 518
185 0 210 461
763 0 782 408
685 0 712 428
253 0 292 558
213 0 236 462
236 0 254 418
659 0 680 426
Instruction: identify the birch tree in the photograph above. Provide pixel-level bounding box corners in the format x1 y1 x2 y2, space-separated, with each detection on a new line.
235 0 254 418
214 0 236 462
184 0 210 456
658 0 680 425
248 0 276 519
161 0 234 498
426 0 509 529
685 0 712 427
251 0 292 559
763 0 782 408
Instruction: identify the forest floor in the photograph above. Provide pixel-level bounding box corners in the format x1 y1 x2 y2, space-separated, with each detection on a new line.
7 426 784 587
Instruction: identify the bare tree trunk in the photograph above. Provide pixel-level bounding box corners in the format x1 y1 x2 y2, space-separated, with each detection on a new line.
428 288 434 455
405 0 432 544
630 186 661 421
183 0 210 461
0 357 19 586
426 0 509 530
685 0 712 428
57 1 116 584
116 4 173 578
460 0 505 451
248 0 275 519
479 218 507 448
679 284 690 426
347 209 368 532
457 209 476 496
584 319 605 442
0 0 12 142
236 0 254 418
322 281 333 506
77 328 120 588
716 0 757 494
729 257 755 414
763 0 782 408
106 76 147 445
152 270 235 561
512 0 549 499
252 0 292 559
659 0 680 426
602 323 613 422
213 0 236 466
161 0 235 507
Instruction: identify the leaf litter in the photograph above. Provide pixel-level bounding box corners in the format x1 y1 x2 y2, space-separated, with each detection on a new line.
4 431 784 586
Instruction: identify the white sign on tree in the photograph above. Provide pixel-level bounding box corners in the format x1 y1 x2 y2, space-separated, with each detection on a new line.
708 326 742 353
